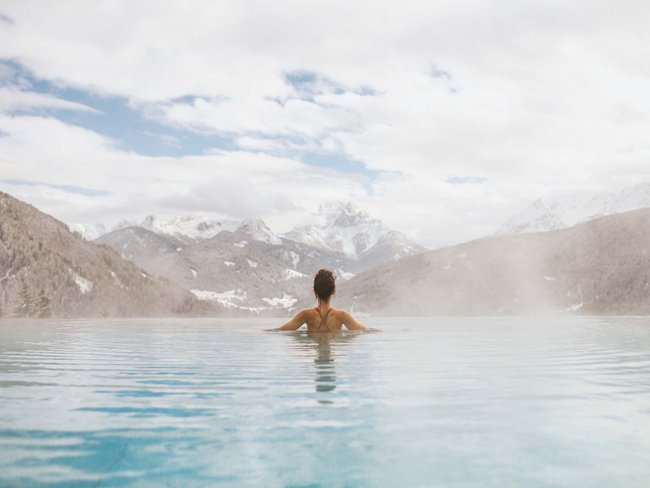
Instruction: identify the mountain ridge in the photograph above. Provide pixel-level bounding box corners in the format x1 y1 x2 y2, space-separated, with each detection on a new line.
497 182 650 235
93 201 426 314
75 200 425 260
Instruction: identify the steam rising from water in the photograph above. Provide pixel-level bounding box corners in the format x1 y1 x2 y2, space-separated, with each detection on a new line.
338 210 650 316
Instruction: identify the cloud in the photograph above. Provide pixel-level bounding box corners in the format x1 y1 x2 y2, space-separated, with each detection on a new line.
0 1 650 247
0 113 369 233
0 86 100 113
446 177 488 185
284 70 376 99
0 178 109 196
142 93 362 141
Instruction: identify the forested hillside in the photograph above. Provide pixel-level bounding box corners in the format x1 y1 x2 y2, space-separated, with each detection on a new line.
0 192 216 318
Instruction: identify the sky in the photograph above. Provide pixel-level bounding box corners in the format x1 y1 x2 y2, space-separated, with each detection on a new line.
1 0 649 248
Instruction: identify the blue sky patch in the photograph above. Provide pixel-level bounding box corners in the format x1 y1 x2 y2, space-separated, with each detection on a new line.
429 64 452 80
0 61 237 157
284 70 376 100
1 60 378 181
1 179 110 197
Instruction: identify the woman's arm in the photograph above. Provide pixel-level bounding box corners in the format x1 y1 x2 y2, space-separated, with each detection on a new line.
341 311 367 330
268 310 307 331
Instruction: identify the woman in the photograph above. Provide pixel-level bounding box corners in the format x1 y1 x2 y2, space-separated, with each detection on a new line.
270 269 367 331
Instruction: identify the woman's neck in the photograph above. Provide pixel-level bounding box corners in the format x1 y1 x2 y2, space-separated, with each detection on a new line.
317 299 330 310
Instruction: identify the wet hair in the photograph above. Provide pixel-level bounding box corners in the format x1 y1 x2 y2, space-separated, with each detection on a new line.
313 269 336 301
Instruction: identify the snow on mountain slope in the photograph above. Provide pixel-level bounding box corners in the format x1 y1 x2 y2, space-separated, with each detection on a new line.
75 214 241 242
140 214 241 241
76 202 425 263
96 226 186 262
283 201 424 260
496 183 650 235
86 203 427 315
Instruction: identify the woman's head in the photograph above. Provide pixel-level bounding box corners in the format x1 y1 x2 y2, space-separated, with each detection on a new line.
313 269 336 302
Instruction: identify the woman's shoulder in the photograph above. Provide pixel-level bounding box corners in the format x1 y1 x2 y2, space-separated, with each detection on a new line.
297 307 343 316
298 307 319 316
297 307 348 317
329 308 348 317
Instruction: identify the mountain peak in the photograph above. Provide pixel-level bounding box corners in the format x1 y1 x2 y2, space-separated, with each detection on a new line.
284 201 423 259
497 182 650 235
318 200 361 214
317 200 375 228
142 215 156 227
139 213 240 241
235 218 283 245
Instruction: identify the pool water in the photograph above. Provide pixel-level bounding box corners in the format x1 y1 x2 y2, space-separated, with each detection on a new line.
1 317 649 487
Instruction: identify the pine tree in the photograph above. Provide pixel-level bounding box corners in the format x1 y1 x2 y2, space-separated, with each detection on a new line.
13 283 33 317
35 290 52 318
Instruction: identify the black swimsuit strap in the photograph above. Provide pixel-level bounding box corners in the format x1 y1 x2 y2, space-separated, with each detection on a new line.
315 307 331 318
314 307 332 330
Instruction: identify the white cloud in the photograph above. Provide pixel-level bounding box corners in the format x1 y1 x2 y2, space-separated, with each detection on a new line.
0 114 368 234
143 94 361 141
0 86 99 113
1 0 650 247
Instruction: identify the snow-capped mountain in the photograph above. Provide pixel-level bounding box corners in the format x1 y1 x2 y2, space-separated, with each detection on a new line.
139 214 241 242
96 226 187 262
94 203 426 315
283 201 424 261
97 218 356 315
95 214 241 243
76 201 425 264
496 183 650 235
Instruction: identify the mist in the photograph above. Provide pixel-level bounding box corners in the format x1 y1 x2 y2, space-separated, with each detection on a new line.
336 208 650 317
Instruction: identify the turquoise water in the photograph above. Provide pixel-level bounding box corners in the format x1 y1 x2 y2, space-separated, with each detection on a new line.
1 317 649 487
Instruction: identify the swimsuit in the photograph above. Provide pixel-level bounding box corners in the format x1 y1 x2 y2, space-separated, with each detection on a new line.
314 307 332 331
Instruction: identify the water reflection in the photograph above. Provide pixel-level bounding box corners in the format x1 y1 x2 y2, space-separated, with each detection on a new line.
288 331 361 402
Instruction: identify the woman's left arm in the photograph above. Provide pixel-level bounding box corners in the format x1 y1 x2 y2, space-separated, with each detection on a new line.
267 310 306 331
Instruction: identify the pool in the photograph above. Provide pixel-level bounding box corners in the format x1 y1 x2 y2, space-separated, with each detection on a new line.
1 317 649 487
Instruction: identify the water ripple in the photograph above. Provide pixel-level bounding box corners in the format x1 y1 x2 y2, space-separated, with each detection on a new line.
1 317 650 487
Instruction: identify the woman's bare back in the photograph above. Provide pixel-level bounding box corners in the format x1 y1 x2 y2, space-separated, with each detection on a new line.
272 306 366 331
305 307 343 332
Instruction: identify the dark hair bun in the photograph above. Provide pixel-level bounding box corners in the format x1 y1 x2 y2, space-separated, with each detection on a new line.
313 269 336 300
